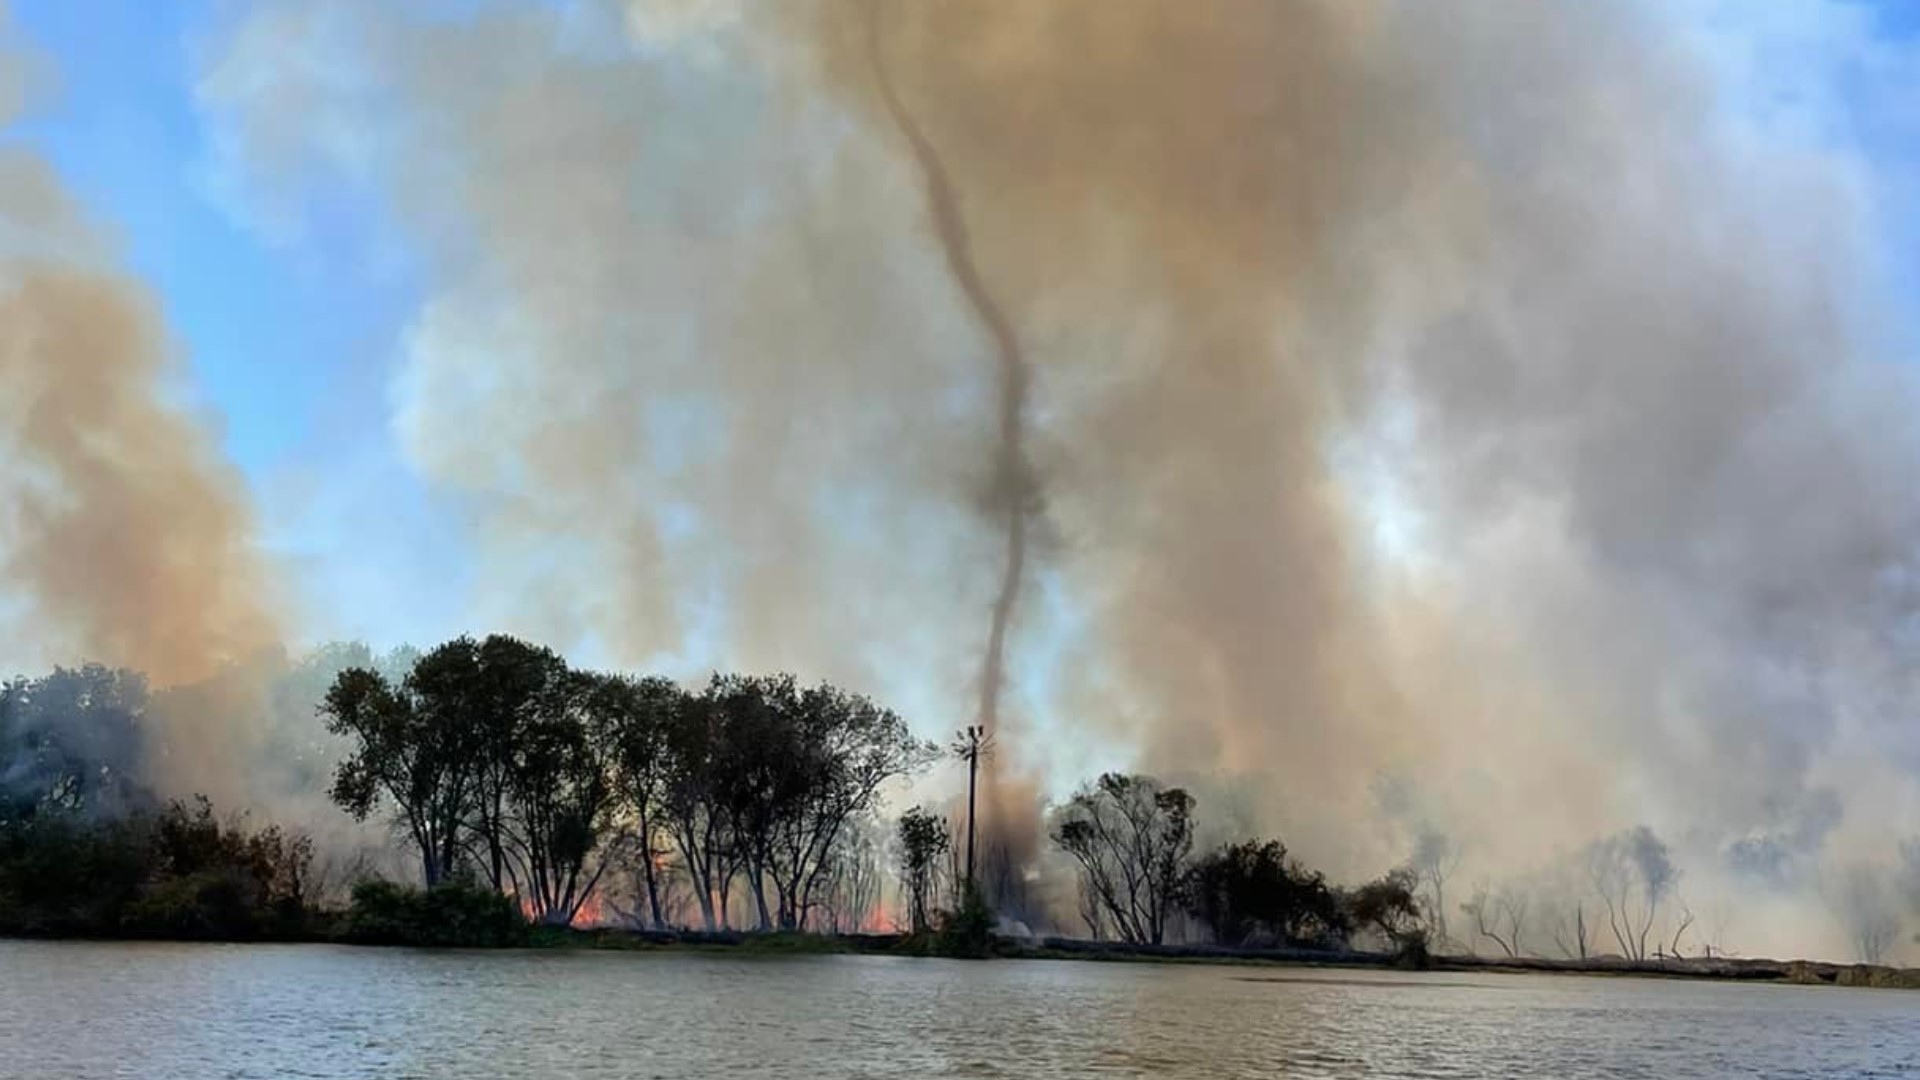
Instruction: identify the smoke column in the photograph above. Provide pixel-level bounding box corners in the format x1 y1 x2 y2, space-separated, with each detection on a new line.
0 4 281 801
199 0 1920 956
863 0 1041 911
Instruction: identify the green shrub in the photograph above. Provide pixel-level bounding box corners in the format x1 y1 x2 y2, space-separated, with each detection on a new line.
342 880 527 947
0 816 151 935
122 869 258 940
934 886 997 959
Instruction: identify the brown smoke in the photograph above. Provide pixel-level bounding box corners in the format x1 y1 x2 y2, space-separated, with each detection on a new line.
0 7 281 800
797 0 1427 862
862 0 1043 910
200 0 1920 955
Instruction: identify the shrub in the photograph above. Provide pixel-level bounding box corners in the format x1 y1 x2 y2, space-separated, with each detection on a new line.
122 869 258 940
934 886 997 959
342 880 527 947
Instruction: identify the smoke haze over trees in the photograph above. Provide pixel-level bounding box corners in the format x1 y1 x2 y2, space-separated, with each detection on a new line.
4 0 1920 962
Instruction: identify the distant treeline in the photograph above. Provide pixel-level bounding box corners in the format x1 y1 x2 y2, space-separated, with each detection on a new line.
0 637 934 943
2 637 1433 955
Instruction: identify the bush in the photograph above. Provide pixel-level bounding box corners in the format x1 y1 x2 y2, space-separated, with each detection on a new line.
342 880 528 947
0 816 150 935
0 798 319 941
934 886 997 959
1392 927 1432 970
122 869 258 940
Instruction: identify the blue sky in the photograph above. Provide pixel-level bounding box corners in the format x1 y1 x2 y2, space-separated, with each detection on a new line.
7 0 473 648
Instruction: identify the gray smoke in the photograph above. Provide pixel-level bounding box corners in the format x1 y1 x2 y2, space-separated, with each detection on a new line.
194 0 1920 958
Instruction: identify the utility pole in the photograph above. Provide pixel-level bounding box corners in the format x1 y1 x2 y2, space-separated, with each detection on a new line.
952 725 992 896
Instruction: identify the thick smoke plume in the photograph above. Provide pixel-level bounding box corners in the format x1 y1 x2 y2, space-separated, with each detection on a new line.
198 0 1920 956
864 0 1043 913
0 5 282 802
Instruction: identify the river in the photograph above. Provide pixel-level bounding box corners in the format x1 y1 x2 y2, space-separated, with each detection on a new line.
0 940 1913 1078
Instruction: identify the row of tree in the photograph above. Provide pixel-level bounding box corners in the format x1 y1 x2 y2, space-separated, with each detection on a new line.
895 772 1426 956
323 635 934 928
0 642 1732 959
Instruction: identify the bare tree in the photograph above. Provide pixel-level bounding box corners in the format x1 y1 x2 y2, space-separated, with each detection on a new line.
821 819 883 933
1701 901 1736 959
1410 829 1462 952
1665 897 1696 959
1462 880 1528 958
1833 863 1901 964
1587 826 1677 961
1049 773 1195 946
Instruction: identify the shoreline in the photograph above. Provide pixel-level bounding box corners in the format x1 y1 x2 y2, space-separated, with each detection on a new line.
10 927 1915 989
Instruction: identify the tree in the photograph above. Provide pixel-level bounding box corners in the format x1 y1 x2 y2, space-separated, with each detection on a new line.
895 804 949 934
1050 773 1195 946
1461 880 1529 958
696 673 799 930
465 635 570 896
1344 867 1424 952
597 673 685 930
660 673 932 932
323 662 484 887
503 671 618 926
1587 825 1677 961
0 665 149 821
1544 898 1595 960
1183 838 1345 948
657 681 735 930
1833 864 1901 965
820 818 884 933
1409 828 1461 953
763 681 934 930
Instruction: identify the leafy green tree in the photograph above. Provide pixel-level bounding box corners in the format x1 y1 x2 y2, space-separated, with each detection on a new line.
657 682 734 930
1050 773 1194 946
1344 867 1426 956
1184 838 1345 948
895 804 949 934
468 635 570 896
323 657 485 887
765 681 934 930
593 672 685 929
505 670 618 925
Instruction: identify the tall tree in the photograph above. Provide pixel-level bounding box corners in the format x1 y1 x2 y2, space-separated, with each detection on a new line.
1050 773 1195 946
504 671 617 925
596 673 684 930
467 635 569 895
895 804 949 934
765 682 934 930
1587 825 1678 961
323 662 483 887
658 680 733 930
705 673 806 930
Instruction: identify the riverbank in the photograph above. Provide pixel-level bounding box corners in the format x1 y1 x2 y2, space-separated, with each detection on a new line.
514 927 1920 989
9 921 1918 989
